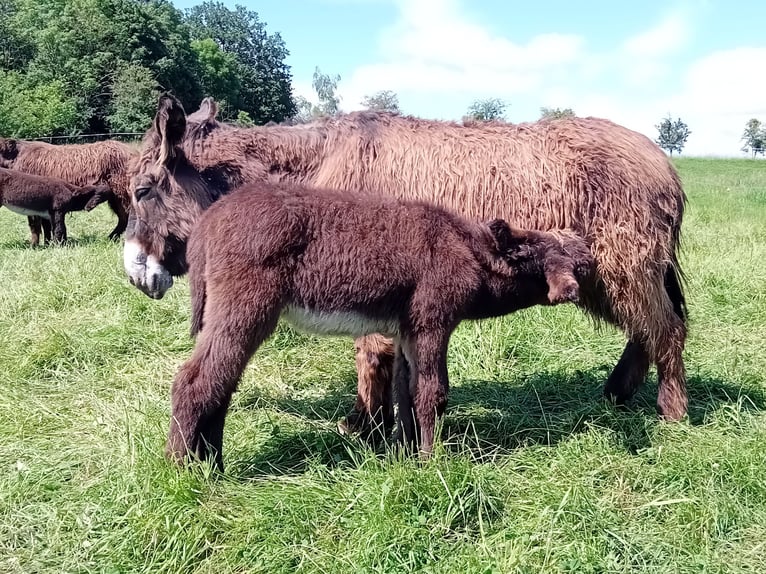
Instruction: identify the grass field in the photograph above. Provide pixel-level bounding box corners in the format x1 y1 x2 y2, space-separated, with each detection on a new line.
1 158 765 573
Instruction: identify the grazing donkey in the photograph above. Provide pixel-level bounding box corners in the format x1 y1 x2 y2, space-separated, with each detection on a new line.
127 95 689 433
0 167 110 245
128 153 593 466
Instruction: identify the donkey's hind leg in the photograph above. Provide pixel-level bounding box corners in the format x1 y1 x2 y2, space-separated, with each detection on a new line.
600 266 687 419
166 285 281 470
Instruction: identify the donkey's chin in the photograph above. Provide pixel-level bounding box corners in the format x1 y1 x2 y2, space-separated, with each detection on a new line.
124 240 174 299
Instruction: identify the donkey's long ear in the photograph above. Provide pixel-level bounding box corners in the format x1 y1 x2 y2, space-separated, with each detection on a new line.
154 94 187 166
199 97 219 122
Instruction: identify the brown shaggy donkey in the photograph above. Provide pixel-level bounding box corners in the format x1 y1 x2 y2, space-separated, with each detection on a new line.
0 137 136 240
128 150 593 466
0 167 110 245
125 95 688 429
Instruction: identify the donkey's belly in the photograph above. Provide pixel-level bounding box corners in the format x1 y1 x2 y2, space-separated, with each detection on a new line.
282 305 399 337
4 204 50 219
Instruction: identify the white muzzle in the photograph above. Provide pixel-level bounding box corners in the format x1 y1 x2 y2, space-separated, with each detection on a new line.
123 239 174 299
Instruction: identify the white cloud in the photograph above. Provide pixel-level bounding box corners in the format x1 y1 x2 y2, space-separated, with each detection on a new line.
623 11 690 58
332 1 763 155
338 0 584 112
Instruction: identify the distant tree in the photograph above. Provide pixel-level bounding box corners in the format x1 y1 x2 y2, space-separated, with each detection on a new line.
361 90 400 113
292 94 313 123
741 118 766 158
234 110 254 127
655 115 691 156
311 67 341 117
465 98 507 122
540 106 575 120
185 1 295 123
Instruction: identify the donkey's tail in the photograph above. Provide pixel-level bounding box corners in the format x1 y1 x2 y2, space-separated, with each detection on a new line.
189 245 207 338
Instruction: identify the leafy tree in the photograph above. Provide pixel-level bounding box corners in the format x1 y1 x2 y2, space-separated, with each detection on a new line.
106 64 161 133
655 115 691 156
540 106 575 120
311 67 341 117
190 38 241 116
741 118 766 158
361 90 400 113
465 98 507 122
185 1 295 123
292 94 314 123
0 71 80 137
0 0 33 71
235 110 254 127
8 0 202 133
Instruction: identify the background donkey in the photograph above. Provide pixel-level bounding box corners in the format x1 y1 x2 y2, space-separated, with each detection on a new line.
126 95 689 432
127 162 593 466
0 167 111 245
0 137 135 241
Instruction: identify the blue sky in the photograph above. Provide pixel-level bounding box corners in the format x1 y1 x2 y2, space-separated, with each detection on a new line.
175 0 766 156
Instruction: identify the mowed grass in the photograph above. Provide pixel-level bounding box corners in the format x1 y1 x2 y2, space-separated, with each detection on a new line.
1 158 765 573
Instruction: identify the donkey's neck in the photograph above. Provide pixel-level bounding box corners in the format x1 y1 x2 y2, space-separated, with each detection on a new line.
253 124 327 184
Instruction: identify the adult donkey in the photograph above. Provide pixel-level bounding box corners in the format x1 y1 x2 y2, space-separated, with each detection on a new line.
125 95 688 429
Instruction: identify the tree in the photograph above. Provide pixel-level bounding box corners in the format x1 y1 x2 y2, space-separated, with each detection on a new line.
741 118 765 158
0 71 80 137
190 38 241 117
106 64 161 133
540 106 575 120
185 1 295 124
465 98 507 122
311 67 341 117
655 116 691 156
361 90 400 113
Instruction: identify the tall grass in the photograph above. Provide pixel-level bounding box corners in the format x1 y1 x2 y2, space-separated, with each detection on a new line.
1 158 765 573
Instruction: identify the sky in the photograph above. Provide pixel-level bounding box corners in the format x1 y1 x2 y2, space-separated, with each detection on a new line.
174 0 766 157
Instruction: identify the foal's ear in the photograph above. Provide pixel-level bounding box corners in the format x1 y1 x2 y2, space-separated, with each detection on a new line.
485 218 516 253
0 137 18 162
154 94 187 165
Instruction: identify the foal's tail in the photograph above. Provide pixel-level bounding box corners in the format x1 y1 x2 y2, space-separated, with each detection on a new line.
189 241 207 338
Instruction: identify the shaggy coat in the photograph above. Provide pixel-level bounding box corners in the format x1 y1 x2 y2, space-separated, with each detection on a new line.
0 137 136 240
151 175 593 467
126 95 688 426
0 167 110 244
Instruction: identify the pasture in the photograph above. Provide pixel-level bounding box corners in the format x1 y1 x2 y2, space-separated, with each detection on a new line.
1 158 765 573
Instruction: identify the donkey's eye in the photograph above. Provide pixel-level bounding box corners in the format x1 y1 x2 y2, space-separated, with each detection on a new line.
134 186 151 201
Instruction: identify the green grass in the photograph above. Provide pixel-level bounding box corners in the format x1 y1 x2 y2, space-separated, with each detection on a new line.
1 157 765 573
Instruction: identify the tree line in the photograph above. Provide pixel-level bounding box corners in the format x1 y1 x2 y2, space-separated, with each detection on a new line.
0 0 294 137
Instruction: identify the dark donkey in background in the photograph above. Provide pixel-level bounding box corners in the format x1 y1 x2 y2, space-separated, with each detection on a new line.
0 167 111 245
125 95 689 433
125 101 594 466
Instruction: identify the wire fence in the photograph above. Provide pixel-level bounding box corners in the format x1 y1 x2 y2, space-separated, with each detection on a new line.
29 132 144 144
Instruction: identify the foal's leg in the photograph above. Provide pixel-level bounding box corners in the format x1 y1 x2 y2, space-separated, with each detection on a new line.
51 210 67 244
394 338 417 450
411 329 451 457
41 218 52 245
28 217 42 247
166 288 281 470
